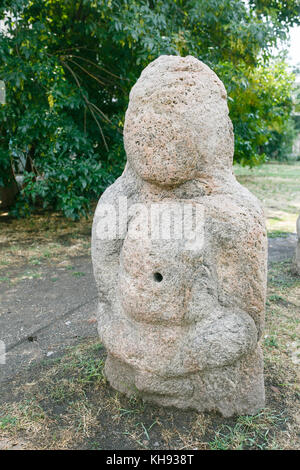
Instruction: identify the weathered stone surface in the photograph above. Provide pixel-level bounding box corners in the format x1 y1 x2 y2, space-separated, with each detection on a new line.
295 215 300 275
92 55 267 417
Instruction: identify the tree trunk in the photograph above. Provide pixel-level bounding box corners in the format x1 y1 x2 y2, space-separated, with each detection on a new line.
0 165 19 209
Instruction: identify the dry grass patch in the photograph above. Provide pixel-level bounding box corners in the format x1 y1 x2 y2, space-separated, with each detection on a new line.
0 207 94 275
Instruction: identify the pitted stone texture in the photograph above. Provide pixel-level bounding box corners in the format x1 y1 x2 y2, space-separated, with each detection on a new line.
92 55 267 417
124 55 234 186
295 215 300 275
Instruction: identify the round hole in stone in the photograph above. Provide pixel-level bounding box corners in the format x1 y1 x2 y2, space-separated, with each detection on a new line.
153 272 163 282
28 335 37 342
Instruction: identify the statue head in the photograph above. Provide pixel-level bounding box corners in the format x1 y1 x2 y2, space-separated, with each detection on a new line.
124 55 234 187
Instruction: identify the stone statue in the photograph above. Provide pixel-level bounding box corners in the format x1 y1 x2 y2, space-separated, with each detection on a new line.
92 55 267 417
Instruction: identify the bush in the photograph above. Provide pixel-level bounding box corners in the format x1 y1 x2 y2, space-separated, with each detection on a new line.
0 0 299 217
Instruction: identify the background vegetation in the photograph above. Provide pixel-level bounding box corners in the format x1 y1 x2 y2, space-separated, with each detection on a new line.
0 0 299 218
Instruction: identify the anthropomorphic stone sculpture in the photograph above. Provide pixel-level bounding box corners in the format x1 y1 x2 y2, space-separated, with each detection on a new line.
295 215 300 275
92 55 268 417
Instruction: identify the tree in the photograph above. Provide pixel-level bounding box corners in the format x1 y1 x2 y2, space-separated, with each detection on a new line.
0 0 299 218
229 60 296 165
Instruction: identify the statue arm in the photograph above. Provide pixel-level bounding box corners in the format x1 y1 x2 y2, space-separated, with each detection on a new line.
91 180 129 311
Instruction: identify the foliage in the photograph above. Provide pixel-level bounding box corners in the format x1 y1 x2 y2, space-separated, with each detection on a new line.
0 0 299 217
229 61 296 166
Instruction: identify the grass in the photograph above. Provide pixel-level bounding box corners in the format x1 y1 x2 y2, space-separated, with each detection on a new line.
208 410 285 450
0 207 94 276
234 161 300 235
0 161 299 449
0 207 94 284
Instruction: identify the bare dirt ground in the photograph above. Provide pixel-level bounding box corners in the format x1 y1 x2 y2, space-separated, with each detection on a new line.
0 162 299 450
